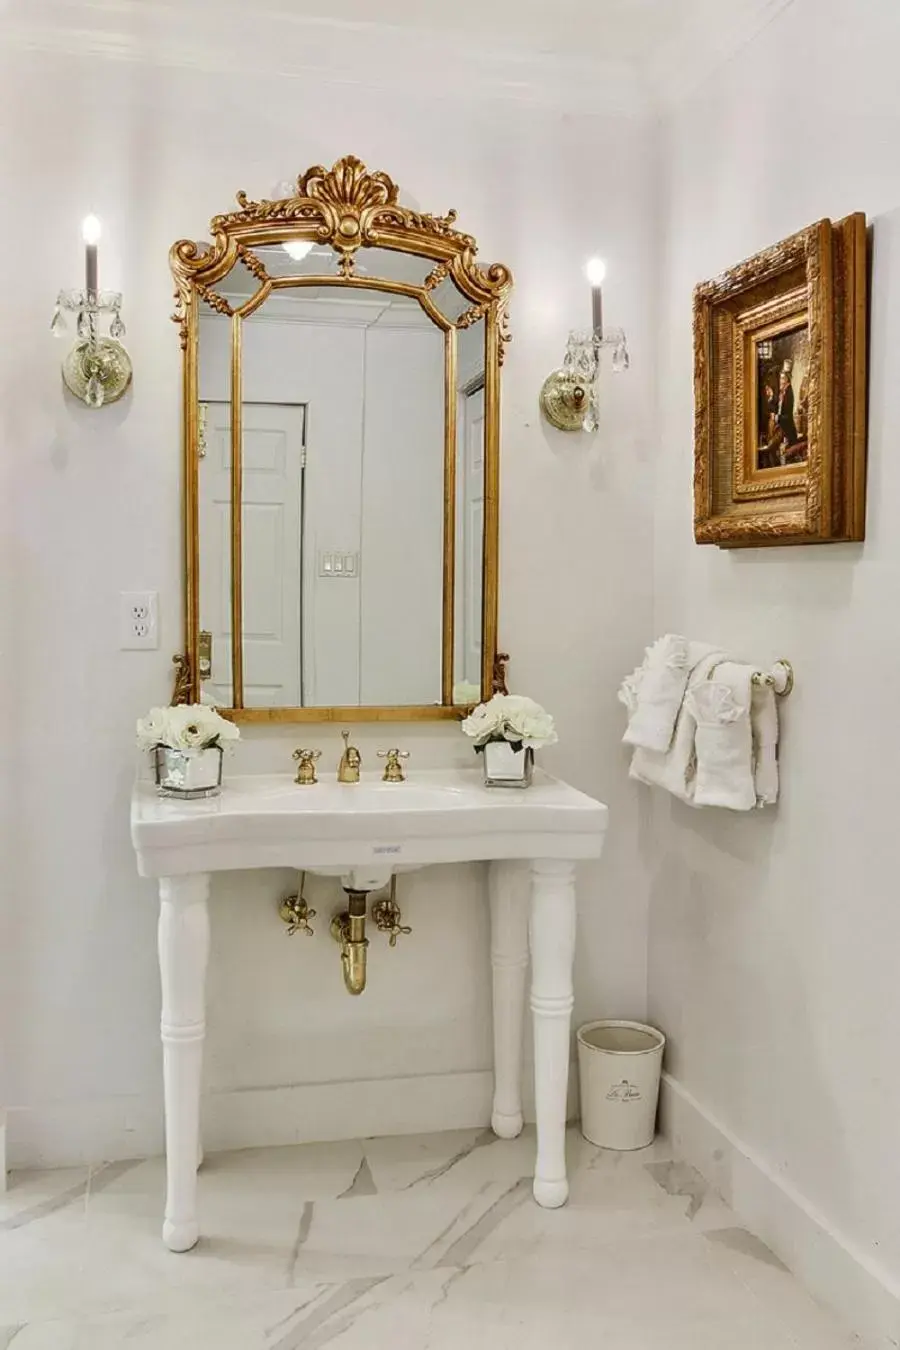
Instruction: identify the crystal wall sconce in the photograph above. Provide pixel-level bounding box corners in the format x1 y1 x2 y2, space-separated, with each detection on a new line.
540 258 630 432
50 216 132 408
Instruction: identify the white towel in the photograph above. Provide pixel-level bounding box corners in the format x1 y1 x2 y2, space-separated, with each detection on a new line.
751 682 779 807
686 662 756 811
621 636 720 753
629 651 724 803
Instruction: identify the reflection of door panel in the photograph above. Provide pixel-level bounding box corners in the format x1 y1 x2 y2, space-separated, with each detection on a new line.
462 386 485 686
198 402 306 708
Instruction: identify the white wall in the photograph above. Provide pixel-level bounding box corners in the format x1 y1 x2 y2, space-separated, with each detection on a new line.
2 43 656 1166
651 0 900 1339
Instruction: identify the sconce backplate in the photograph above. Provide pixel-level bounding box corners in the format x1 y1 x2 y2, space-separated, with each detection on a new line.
62 338 133 407
539 369 590 432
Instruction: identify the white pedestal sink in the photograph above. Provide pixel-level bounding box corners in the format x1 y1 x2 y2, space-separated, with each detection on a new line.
131 767 608 1251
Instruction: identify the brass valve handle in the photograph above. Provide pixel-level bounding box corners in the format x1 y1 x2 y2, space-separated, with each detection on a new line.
279 896 317 936
292 747 322 785
385 921 412 949
279 873 316 935
372 895 411 947
378 748 410 782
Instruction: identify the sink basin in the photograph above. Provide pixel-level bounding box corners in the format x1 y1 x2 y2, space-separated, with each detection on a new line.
131 767 607 879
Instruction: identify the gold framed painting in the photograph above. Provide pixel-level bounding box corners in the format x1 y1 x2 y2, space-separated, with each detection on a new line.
694 214 868 547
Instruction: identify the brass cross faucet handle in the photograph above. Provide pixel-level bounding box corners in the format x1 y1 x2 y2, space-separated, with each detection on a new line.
378 748 409 783
292 748 321 785
337 730 362 783
279 874 316 936
372 879 411 946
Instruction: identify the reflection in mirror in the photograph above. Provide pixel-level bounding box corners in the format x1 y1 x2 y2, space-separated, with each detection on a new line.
210 281 447 709
453 316 485 705
429 273 474 325
196 262 250 709
354 247 437 288
252 242 342 280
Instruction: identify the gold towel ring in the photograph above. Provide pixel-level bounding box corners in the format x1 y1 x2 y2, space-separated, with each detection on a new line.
771 659 794 698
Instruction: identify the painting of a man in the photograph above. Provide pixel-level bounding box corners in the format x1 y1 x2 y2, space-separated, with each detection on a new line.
776 370 798 446
756 325 810 471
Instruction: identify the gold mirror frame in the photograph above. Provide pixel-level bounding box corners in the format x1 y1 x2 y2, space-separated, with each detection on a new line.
170 155 512 722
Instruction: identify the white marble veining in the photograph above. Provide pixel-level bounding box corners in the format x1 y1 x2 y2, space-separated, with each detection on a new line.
0 1129 862 1348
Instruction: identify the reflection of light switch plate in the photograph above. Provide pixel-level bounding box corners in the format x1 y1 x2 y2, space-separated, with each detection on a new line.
318 550 359 578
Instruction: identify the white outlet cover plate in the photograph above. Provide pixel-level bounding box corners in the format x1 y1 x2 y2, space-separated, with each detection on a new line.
120 590 159 650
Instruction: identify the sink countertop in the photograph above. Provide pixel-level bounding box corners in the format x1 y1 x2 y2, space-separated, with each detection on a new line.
131 768 608 878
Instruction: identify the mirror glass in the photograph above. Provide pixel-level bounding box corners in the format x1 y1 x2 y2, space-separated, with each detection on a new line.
176 158 512 720
197 249 451 709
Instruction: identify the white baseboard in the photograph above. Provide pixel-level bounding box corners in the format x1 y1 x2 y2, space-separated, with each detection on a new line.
7 1065 578 1171
660 1073 900 1349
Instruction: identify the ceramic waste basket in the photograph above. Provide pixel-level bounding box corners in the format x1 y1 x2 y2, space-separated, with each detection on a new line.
577 1020 666 1150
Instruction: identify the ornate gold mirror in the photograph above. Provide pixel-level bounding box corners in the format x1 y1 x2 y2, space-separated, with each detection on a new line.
171 155 512 722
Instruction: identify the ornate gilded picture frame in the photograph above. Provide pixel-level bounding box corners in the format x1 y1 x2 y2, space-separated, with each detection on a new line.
169 156 512 721
693 214 867 547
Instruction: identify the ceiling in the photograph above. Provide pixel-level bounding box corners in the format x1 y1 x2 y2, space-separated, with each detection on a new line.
3 0 794 110
199 0 694 65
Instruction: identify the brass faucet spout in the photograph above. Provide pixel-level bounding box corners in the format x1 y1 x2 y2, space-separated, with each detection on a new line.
337 729 361 783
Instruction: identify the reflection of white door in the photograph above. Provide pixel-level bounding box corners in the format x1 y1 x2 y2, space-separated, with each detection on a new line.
462 385 485 685
198 402 306 708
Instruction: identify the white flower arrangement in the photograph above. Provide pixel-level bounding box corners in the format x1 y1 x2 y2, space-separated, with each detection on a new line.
136 704 240 753
461 693 557 751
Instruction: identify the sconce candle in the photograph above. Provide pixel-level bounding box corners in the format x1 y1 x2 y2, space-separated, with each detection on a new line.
538 255 629 433
82 214 101 298
51 214 132 408
586 257 606 341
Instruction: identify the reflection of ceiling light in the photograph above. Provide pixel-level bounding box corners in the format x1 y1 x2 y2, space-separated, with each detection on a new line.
283 240 313 262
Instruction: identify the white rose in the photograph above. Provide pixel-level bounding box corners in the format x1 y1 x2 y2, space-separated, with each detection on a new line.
501 696 558 749
461 696 505 745
461 692 556 750
137 703 240 751
136 707 172 750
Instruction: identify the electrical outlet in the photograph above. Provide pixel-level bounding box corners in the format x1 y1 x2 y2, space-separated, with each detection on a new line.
120 591 159 650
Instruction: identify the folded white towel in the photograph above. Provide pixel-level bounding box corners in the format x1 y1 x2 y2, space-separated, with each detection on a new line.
629 651 724 803
622 636 721 753
751 682 779 807
686 662 756 811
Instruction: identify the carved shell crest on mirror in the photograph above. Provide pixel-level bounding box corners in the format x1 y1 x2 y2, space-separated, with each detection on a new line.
169 156 512 723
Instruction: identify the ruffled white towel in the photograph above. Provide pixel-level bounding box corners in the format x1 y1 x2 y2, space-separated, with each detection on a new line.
621 636 719 753
686 662 756 811
629 651 724 803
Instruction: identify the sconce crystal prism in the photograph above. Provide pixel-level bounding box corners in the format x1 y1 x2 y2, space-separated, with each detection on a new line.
539 328 630 433
51 288 132 407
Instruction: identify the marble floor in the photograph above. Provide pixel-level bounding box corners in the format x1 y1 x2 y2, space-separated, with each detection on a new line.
0 1127 862 1349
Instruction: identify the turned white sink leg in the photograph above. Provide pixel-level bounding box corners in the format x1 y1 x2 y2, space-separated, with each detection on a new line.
489 861 529 1139
529 858 577 1209
158 874 210 1252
